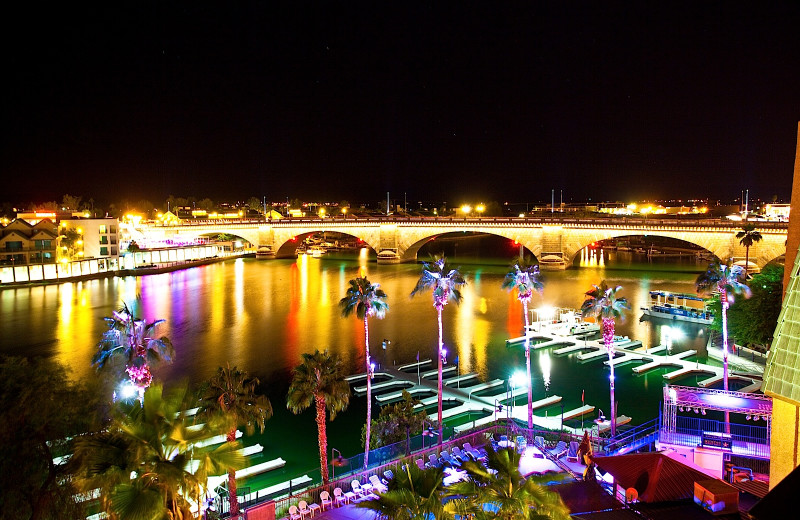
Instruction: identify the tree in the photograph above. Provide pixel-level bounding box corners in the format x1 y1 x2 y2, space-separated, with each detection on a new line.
580 281 630 436
446 446 571 520
73 383 243 520
728 265 783 347
126 240 141 253
92 301 175 397
0 357 104 520
246 197 263 214
287 350 350 484
696 259 750 430
411 256 466 442
736 223 763 277
357 463 451 520
340 276 389 468
61 194 82 210
502 257 543 429
363 390 428 453
59 227 82 260
199 364 273 517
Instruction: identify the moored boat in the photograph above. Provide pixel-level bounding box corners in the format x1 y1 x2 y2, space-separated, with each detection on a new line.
640 291 713 324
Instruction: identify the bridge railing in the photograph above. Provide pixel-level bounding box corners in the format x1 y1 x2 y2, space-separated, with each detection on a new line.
145 215 788 230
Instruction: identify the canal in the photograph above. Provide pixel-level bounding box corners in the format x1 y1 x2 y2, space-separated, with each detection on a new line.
0 235 729 489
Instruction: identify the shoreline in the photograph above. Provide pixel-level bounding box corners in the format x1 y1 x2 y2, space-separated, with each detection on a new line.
0 253 250 290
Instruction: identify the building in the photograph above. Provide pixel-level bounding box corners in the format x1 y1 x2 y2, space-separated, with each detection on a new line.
59 218 120 270
0 218 58 265
766 122 800 488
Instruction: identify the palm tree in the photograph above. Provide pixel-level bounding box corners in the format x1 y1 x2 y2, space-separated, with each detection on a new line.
446 446 571 520
73 383 243 520
340 276 388 469
411 255 466 442
736 223 763 277
696 259 750 429
580 281 630 437
92 301 175 397
502 257 543 429
357 463 451 520
199 364 273 517
287 350 351 484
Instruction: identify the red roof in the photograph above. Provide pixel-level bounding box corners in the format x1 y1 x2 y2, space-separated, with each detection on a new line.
593 452 717 503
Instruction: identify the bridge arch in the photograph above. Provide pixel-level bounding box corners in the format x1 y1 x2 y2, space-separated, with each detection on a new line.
271 227 380 259
563 230 721 266
397 229 540 263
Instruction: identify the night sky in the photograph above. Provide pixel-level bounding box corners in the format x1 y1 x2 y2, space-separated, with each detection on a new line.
3 2 799 206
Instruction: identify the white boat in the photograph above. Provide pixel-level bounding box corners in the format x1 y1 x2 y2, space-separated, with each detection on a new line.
640 291 713 325
307 246 326 257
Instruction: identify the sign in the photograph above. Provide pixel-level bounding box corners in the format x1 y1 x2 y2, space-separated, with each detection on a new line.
701 431 733 450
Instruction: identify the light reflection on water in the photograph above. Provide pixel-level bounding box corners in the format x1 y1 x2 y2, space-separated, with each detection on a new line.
1 252 711 424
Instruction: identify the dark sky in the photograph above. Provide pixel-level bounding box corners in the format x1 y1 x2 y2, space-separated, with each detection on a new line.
3 2 799 207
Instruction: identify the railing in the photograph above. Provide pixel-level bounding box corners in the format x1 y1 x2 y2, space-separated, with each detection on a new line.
602 418 660 455
143 215 789 230
660 415 770 459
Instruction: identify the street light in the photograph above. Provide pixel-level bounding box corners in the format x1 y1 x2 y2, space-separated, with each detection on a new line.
331 447 345 480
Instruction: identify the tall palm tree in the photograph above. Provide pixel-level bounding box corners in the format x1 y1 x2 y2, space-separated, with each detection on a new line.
446 446 571 520
696 259 750 429
73 383 242 520
580 281 629 437
411 256 465 442
502 256 543 429
199 364 273 517
287 350 351 484
92 301 175 397
736 223 763 277
340 276 388 469
357 463 451 520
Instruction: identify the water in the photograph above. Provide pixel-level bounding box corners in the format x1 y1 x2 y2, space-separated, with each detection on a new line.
0 237 717 487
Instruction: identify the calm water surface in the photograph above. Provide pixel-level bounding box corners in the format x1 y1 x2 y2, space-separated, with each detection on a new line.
0 244 717 483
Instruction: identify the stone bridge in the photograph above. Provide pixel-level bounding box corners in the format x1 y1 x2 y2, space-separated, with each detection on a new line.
139 216 787 270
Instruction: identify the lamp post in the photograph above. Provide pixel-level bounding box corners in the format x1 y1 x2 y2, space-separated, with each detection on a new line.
331 448 343 480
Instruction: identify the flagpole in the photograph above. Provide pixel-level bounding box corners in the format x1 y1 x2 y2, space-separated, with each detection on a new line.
581 389 585 431
417 351 420 384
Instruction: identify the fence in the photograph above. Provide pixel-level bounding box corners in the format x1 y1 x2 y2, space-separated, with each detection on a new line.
659 414 770 459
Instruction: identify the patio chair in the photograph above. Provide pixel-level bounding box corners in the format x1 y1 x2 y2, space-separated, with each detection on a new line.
334 487 349 506
428 453 442 468
319 491 332 510
548 440 567 459
441 451 461 467
516 436 527 452
452 446 467 462
534 436 546 449
463 442 486 459
567 441 580 463
288 505 302 520
416 458 425 470
384 469 394 482
369 474 388 493
298 500 312 519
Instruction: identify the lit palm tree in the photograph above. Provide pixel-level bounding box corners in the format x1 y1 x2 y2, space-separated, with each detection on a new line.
92 301 175 397
357 463 451 520
502 256 543 429
580 281 630 436
696 259 750 429
736 223 763 277
411 255 465 442
199 364 273 517
287 350 350 484
73 383 242 520
340 276 388 469
446 445 571 520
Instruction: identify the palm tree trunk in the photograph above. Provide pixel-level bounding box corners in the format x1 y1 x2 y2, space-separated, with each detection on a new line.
316 395 330 484
437 306 444 443
602 318 617 437
523 300 533 429
744 245 750 277
721 290 731 433
227 428 240 516
364 316 372 468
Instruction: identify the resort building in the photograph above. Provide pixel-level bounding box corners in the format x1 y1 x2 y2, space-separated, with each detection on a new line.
0 218 58 266
59 217 120 270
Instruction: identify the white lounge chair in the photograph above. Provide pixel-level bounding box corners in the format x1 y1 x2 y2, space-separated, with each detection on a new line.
319 490 332 510
369 474 388 493
567 441 580 463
